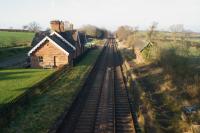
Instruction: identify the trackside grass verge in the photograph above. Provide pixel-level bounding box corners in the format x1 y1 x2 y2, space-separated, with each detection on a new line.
1 48 101 133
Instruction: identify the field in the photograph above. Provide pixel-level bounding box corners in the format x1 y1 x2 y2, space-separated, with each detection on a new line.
0 69 54 104
0 46 31 62
0 31 34 67
1 48 101 133
116 28 200 132
0 31 34 48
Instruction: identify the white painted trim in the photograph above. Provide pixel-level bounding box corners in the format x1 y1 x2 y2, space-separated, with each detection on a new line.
28 36 69 56
50 31 76 50
28 36 48 56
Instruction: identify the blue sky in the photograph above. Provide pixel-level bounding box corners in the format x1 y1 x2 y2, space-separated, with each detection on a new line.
0 0 199 31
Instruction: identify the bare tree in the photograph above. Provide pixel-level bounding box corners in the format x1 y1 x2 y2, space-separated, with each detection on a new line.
126 34 135 48
22 25 28 30
169 24 184 42
184 30 192 42
116 26 133 41
122 27 139 48
79 25 98 37
132 26 139 41
28 22 41 32
79 25 108 38
45 27 51 32
147 22 158 42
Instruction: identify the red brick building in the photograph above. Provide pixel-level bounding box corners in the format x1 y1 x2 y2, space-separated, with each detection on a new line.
28 20 87 68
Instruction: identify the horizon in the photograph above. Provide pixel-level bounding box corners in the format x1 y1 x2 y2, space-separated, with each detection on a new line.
0 0 199 32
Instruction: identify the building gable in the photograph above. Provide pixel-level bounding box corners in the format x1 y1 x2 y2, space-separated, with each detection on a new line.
28 36 69 56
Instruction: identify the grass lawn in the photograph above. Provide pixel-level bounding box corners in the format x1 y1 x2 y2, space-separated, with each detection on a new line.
0 69 54 104
1 48 101 133
0 31 34 61
0 31 34 48
0 47 31 61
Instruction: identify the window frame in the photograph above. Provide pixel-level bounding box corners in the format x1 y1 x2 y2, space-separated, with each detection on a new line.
38 56 43 63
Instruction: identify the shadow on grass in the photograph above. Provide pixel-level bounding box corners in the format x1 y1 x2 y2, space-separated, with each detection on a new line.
0 47 31 61
157 48 200 105
132 63 179 132
133 47 200 132
0 46 30 51
0 70 37 81
120 48 136 61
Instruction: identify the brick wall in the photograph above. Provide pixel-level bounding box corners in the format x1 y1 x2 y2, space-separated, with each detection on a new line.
30 40 71 68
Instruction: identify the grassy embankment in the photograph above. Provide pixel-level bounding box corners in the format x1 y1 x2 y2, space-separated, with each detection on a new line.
118 31 200 132
140 41 200 132
0 31 34 61
1 48 101 133
0 31 34 48
0 69 54 104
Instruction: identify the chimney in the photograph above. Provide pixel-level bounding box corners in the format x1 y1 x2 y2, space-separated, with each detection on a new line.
60 21 65 32
64 21 74 31
50 20 64 32
69 23 73 30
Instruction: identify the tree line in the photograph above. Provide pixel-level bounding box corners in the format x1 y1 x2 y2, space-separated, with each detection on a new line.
115 22 194 47
79 25 109 39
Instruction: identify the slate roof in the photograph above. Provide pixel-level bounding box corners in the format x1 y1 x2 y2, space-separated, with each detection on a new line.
31 31 50 47
59 31 77 46
49 34 75 54
30 30 88 56
60 31 87 46
29 32 76 56
31 30 88 47
79 32 87 45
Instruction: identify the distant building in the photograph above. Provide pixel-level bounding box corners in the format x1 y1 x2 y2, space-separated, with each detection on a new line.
64 21 74 31
28 20 87 68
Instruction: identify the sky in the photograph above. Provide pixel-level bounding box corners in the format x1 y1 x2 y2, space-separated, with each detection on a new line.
0 0 199 32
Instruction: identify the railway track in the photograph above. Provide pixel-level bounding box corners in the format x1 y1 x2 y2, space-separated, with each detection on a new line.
54 39 136 133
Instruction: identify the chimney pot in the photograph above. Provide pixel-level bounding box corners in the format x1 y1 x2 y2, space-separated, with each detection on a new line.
50 20 64 32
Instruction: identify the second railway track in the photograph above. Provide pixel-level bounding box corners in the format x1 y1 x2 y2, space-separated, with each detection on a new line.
54 39 136 133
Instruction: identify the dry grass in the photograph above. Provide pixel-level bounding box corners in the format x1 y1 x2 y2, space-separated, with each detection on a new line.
118 30 200 132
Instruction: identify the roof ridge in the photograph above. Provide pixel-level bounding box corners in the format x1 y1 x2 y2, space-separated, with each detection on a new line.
50 31 76 50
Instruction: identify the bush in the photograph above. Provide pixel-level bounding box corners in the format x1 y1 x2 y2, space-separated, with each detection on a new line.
141 44 159 62
142 42 200 78
158 48 190 77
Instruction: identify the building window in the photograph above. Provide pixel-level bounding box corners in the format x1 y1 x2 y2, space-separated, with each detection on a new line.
53 56 56 67
38 56 43 62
